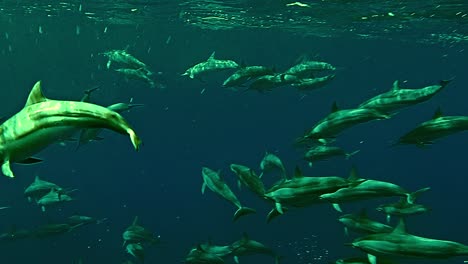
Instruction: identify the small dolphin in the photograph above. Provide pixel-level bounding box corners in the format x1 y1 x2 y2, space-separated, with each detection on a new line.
123 216 160 246
0 81 142 178
185 245 226 264
247 74 298 92
36 188 73 212
230 233 281 264
291 74 335 91
376 196 430 223
201 167 256 221
24 175 64 202
126 243 145 263
304 145 360 167
338 209 393 236
259 152 287 179
67 215 108 226
284 60 335 78
33 223 83 238
182 52 239 79
115 68 156 88
101 49 149 72
230 164 265 197
222 66 275 88
350 218 468 264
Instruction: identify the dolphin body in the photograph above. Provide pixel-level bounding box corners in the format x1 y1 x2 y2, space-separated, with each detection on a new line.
23 175 65 202
358 79 451 113
76 102 144 149
230 233 281 264
303 145 360 167
338 210 393 236
230 164 266 197
297 102 391 145
396 107 468 146
351 219 468 264
284 60 335 78
291 74 336 91
182 52 239 79
0 81 141 178
222 66 275 88
122 216 159 246
201 167 256 221
376 197 430 223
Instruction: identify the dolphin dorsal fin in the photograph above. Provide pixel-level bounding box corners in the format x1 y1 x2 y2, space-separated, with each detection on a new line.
331 101 339 113
348 165 361 181
132 216 139 226
208 51 216 61
25 81 48 107
392 218 407 234
34 175 40 182
294 166 303 178
432 107 443 119
391 80 400 91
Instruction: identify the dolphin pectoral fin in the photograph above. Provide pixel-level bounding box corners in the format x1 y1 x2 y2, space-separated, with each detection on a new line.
332 203 342 212
386 214 391 223
367 254 377 264
201 182 206 194
1 160 14 178
41 206 46 212
16 157 43 165
233 207 256 221
106 60 111 69
233 255 239 264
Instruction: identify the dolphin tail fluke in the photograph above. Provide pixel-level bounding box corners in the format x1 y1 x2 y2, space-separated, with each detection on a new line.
266 207 288 223
128 130 142 151
233 207 256 221
407 187 431 204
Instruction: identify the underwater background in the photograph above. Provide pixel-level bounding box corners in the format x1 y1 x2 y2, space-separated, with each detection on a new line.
0 0 467 263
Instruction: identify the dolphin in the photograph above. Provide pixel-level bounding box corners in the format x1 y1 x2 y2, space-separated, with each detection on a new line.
247 74 299 93
229 164 265 197
396 107 468 146
303 145 360 167
0 81 141 178
320 179 430 212
201 167 256 221
76 102 144 149
182 52 239 79
122 216 160 246
36 188 73 212
23 175 65 202
284 60 335 78
338 209 393 236
296 102 391 145
100 49 149 72
185 245 226 264
230 233 281 264
350 218 468 264
222 66 275 88
291 74 335 91
259 152 287 179
126 243 145 263
376 197 431 223
358 79 452 113
115 67 156 88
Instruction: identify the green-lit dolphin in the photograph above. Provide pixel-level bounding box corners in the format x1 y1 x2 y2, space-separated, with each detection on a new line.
0 81 142 178
350 219 468 264
359 79 451 113
396 107 468 146
201 167 256 221
182 52 239 79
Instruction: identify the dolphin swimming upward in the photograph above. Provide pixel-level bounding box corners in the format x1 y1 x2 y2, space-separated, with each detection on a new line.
0 81 142 178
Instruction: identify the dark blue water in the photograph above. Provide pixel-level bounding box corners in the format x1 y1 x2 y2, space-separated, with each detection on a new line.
0 1 467 263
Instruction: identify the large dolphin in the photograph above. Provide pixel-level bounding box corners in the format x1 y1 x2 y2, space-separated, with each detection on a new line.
350 219 468 264
358 79 452 113
0 81 141 178
396 107 468 146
